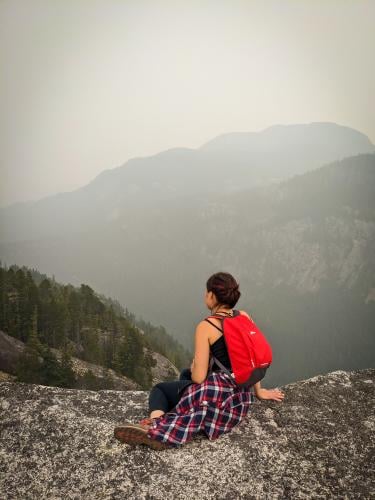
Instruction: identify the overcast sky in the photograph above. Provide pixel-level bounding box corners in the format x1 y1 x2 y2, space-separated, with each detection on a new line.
1 0 374 208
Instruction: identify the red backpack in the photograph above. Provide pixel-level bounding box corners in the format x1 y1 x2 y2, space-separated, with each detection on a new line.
205 309 272 388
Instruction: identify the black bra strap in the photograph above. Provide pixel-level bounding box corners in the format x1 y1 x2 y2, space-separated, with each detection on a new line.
204 318 223 333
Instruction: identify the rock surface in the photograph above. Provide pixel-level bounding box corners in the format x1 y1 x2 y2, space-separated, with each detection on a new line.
0 368 374 499
0 370 15 382
0 329 26 374
145 346 180 384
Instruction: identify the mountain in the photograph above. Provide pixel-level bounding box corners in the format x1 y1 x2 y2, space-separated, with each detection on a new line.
201 121 374 155
1 368 374 498
1 122 373 243
1 125 374 387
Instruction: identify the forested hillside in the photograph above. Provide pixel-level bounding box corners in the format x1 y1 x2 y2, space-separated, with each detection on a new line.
0 262 191 390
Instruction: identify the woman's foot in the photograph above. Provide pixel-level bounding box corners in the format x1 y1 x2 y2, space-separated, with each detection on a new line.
114 422 173 450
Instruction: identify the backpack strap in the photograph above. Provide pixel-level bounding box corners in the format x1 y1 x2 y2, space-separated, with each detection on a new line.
208 354 236 381
212 356 235 378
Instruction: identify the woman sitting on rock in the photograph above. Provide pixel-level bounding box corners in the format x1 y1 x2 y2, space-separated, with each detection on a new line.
114 271 285 450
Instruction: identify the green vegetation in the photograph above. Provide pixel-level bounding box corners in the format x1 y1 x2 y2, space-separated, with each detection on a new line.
0 262 191 390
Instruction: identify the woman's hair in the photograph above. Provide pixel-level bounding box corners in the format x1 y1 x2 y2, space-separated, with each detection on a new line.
206 272 241 309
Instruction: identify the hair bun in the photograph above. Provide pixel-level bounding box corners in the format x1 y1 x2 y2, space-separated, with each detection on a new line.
206 272 241 309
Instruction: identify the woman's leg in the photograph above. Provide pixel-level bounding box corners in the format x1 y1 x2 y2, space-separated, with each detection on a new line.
179 368 193 380
149 377 193 419
149 385 170 419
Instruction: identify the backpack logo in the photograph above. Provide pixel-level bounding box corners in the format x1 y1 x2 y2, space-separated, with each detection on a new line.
249 330 256 335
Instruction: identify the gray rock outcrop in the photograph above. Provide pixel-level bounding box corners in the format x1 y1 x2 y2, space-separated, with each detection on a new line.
0 368 374 499
0 329 26 374
145 346 180 384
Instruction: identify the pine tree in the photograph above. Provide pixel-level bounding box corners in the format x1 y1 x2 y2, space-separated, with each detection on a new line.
58 341 76 388
39 345 63 387
0 267 5 327
15 306 43 384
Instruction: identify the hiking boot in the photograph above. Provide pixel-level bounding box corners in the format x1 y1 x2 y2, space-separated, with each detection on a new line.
114 423 173 451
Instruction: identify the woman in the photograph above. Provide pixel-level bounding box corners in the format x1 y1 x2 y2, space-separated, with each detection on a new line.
114 272 284 450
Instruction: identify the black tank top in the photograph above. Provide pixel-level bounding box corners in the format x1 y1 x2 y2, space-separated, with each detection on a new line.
210 335 232 371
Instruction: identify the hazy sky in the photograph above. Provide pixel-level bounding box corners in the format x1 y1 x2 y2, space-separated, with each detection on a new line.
1 0 374 208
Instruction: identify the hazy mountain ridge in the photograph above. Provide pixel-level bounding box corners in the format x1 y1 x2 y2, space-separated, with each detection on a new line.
1 154 374 385
200 122 375 154
1 126 374 386
220 153 375 294
1 122 374 243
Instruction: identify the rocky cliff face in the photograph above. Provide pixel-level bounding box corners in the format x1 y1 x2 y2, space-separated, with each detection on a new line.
0 368 373 499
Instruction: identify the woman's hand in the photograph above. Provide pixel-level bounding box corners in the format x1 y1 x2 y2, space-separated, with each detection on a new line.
256 387 285 402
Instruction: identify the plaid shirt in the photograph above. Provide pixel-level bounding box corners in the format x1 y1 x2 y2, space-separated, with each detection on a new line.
147 371 256 447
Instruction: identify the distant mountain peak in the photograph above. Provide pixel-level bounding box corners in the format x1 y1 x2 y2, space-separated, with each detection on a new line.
199 121 374 152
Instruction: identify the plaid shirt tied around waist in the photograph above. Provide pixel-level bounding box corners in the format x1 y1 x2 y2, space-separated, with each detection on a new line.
147 371 256 447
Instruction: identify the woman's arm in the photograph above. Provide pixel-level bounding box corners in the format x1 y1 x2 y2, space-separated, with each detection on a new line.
253 381 262 397
190 321 210 383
